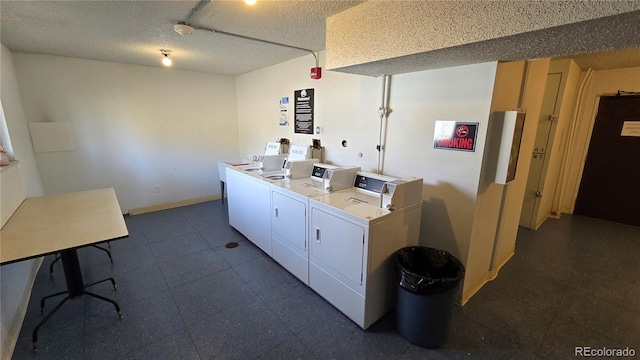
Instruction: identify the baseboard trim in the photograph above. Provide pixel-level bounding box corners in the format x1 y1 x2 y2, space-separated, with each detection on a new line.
1 257 43 360
127 195 221 215
459 251 514 306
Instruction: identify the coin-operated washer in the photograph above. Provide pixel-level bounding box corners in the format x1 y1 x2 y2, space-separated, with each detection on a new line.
226 143 316 256
225 143 285 256
218 141 286 201
259 143 316 181
269 164 360 284
307 172 423 329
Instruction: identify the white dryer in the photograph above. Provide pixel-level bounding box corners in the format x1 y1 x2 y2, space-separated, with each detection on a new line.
307 172 423 329
269 164 360 284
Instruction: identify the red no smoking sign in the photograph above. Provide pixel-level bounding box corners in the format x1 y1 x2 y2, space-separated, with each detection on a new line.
434 121 479 152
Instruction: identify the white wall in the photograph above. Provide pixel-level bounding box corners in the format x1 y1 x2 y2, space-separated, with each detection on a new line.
12 53 240 213
0 48 43 197
560 67 640 213
235 51 511 303
235 52 382 170
383 64 497 264
0 44 44 360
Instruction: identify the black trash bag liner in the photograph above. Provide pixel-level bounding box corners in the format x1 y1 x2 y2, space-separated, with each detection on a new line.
396 246 465 295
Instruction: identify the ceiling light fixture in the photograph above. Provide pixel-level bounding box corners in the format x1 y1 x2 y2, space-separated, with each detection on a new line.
160 49 172 66
244 0 257 5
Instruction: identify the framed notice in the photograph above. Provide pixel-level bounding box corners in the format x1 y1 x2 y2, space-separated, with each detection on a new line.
433 121 479 152
294 89 314 134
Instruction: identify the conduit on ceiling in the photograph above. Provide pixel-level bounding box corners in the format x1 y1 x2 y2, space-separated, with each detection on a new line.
174 0 320 71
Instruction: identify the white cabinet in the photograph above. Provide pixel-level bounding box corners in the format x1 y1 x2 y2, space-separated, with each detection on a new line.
226 168 272 255
271 190 309 284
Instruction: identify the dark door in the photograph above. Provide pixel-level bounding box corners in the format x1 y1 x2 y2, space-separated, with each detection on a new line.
574 95 640 227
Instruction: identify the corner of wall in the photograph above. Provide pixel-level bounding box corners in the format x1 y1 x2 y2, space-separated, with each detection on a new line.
0 43 44 359
462 59 551 305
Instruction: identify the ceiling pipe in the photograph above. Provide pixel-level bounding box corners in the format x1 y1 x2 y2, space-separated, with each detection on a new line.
176 0 319 66
192 26 318 65
183 0 211 26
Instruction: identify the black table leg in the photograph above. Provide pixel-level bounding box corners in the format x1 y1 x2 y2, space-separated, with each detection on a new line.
50 243 113 278
33 248 122 351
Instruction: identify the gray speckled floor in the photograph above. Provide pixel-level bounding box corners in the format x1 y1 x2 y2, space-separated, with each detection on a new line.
11 200 640 359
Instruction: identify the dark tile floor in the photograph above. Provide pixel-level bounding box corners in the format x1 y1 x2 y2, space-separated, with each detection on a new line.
12 200 640 359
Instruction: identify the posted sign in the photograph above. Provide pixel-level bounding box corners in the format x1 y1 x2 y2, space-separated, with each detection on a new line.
294 89 314 134
434 121 479 152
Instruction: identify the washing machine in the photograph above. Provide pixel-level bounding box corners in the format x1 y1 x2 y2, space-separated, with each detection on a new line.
269 164 360 284
307 172 423 329
257 144 315 182
226 143 317 255
218 140 284 201
225 165 273 255
225 150 288 253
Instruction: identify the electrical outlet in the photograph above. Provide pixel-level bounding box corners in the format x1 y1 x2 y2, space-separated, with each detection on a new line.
153 185 160 193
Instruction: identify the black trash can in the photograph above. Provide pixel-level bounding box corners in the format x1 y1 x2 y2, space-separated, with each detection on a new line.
395 246 465 348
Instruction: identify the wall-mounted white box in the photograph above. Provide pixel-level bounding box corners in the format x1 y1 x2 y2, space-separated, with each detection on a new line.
486 111 526 185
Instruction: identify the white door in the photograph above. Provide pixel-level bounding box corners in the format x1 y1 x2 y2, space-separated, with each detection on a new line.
310 208 365 286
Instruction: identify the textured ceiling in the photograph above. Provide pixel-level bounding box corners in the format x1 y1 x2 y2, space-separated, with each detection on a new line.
1 1 638 77
0 0 362 75
326 1 640 76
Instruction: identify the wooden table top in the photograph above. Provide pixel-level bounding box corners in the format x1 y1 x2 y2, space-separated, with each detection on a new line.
0 188 128 265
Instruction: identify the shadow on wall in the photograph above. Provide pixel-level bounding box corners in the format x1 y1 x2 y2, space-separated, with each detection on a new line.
418 182 475 263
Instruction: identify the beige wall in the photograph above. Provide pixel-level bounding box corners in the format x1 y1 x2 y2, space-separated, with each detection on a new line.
492 59 550 267
539 59 582 225
465 59 550 302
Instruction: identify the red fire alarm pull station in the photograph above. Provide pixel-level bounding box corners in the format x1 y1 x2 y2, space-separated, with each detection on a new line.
310 67 322 79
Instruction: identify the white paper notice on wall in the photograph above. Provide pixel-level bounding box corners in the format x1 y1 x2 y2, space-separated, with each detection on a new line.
279 96 289 126
29 122 75 152
621 121 640 137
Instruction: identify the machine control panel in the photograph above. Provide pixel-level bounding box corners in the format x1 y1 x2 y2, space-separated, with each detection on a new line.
312 165 328 179
353 175 386 194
